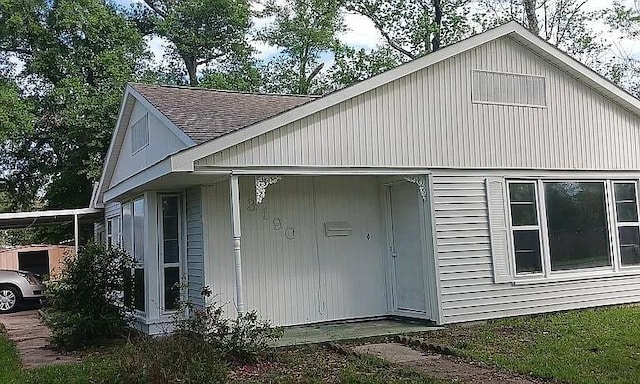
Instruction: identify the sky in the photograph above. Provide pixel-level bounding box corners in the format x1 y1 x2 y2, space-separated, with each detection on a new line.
115 0 640 67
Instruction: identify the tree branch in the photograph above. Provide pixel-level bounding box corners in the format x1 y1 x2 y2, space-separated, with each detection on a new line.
142 0 167 18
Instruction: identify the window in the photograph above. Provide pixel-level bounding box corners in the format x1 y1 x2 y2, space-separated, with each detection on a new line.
131 114 149 153
122 198 145 313
545 182 610 271
159 195 181 312
614 182 640 266
106 219 113 248
472 70 546 107
508 182 542 274
505 179 640 279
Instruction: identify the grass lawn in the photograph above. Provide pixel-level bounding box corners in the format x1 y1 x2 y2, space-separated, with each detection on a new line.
419 305 640 384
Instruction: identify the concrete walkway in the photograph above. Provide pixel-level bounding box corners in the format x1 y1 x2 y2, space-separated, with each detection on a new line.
274 319 441 346
0 310 78 368
354 343 547 384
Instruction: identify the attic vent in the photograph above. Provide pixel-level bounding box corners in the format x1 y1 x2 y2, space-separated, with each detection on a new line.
131 114 149 153
472 70 546 108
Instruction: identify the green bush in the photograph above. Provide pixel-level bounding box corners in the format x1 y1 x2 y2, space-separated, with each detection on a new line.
174 286 283 362
44 243 136 349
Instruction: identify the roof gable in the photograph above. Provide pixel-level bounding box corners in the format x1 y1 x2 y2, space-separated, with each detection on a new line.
130 84 316 144
170 21 640 171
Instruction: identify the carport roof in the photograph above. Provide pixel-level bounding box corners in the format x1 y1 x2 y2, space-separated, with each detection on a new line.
0 208 102 230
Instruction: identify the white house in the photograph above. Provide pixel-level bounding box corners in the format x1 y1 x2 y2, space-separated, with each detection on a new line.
94 22 640 334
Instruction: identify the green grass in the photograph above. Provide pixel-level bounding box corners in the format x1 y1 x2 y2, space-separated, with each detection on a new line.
419 305 640 384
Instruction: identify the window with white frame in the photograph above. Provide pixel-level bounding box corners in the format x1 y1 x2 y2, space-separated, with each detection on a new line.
106 219 114 248
507 181 543 274
507 180 636 277
159 195 181 312
122 198 146 312
613 182 640 266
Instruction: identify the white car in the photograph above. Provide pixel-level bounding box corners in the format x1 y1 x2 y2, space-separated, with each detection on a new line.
0 270 45 313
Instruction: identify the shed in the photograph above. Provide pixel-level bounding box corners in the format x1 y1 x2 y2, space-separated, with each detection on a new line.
0 245 75 280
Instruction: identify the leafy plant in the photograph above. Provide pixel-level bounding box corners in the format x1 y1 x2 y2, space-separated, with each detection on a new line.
173 286 283 362
44 243 136 349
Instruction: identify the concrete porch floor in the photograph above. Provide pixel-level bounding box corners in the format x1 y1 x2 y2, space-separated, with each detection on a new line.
273 318 443 347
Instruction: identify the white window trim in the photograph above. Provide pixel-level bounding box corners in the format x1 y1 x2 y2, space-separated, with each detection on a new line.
122 196 147 315
158 193 184 315
506 180 544 278
506 178 640 283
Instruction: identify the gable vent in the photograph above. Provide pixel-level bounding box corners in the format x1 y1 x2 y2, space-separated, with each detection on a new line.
472 70 546 108
131 114 149 153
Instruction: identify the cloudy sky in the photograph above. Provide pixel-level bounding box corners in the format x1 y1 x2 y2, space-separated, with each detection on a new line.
113 0 639 66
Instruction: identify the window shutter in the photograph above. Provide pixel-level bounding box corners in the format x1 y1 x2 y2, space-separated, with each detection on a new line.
485 177 513 283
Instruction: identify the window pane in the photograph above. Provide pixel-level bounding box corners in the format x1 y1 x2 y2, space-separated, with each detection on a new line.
161 196 180 264
545 182 611 271
615 183 637 202
514 230 542 274
615 183 638 222
619 227 640 266
133 198 145 264
122 203 132 255
617 202 639 222
509 183 536 202
164 267 180 311
510 204 538 226
134 268 145 312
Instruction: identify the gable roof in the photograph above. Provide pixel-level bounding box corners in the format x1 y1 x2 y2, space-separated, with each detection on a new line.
130 84 316 144
169 21 640 171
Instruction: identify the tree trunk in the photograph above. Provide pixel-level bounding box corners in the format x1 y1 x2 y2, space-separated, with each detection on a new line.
184 57 198 86
523 0 539 35
432 0 442 51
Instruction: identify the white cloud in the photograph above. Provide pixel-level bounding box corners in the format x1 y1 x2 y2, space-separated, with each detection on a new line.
338 12 383 50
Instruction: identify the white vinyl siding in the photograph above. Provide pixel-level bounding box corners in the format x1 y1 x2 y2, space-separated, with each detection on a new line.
185 187 205 308
196 36 640 171
110 101 188 188
204 176 387 326
434 172 640 324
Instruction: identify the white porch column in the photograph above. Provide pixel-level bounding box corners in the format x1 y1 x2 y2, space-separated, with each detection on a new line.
230 176 246 315
74 213 79 255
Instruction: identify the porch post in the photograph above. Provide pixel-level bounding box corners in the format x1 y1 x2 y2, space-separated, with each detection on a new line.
230 176 246 315
73 213 79 255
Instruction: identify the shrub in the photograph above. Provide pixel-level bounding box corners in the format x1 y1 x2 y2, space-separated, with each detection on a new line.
174 286 283 362
44 243 136 349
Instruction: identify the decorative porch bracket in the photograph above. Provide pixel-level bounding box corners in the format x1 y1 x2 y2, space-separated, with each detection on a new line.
255 176 282 204
404 176 428 201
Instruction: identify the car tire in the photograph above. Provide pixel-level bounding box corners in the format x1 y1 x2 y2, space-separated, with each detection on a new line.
0 286 21 313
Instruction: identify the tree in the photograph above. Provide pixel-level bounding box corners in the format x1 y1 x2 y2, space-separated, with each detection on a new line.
0 0 147 243
257 0 345 95
344 0 473 60
328 45 402 90
133 0 252 86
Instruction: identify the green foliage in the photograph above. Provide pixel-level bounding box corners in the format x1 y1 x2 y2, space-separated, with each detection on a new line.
175 286 283 362
44 243 136 350
134 0 252 86
328 45 402 91
258 0 344 94
345 0 473 59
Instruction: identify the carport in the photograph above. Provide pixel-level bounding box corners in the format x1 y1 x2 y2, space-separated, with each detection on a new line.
0 208 103 254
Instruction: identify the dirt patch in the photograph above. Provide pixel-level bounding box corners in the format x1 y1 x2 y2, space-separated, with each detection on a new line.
0 310 78 368
354 342 550 384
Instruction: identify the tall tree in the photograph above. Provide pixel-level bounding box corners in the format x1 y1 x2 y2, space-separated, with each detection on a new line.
0 0 147 243
257 0 345 95
344 0 473 60
133 0 252 86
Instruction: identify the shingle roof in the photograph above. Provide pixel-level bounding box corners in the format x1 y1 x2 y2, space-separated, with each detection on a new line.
131 84 317 144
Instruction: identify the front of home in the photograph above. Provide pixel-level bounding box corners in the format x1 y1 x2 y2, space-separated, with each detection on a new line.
93 22 640 334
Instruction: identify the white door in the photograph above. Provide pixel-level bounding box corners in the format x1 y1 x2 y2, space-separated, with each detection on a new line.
389 182 427 313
